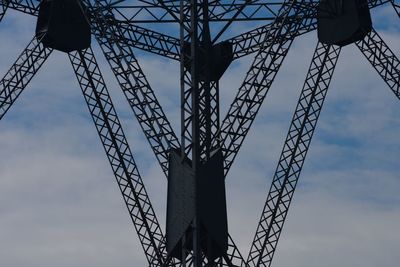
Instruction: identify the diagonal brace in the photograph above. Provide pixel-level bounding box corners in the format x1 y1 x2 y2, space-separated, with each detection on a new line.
356 28 400 100
247 42 341 267
68 47 167 267
392 0 400 16
218 0 313 178
0 36 52 120
93 7 180 176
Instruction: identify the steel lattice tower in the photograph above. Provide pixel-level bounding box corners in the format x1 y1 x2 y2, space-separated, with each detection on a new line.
0 0 399 266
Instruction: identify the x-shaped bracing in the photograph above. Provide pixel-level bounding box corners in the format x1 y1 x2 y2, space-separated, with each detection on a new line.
0 0 399 266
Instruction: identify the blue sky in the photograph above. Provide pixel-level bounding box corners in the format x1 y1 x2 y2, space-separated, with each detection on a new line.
0 3 399 267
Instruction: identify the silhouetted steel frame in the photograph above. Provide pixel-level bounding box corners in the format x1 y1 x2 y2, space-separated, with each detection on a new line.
0 1 399 267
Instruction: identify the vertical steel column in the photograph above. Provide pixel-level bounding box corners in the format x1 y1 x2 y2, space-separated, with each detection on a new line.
179 1 218 266
180 0 202 265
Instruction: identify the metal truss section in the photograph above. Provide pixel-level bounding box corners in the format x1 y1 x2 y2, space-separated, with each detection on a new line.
198 81 220 158
5 0 38 15
111 3 179 23
118 0 286 23
178 2 204 264
5 0 182 61
229 2 318 60
247 42 341 267
1 0 8 21
207 1 282 22
0 36 52 120
5 0 389 62
356 28 400 100
179 1 222 161
173 234 247 267
68 47 167 266
223 234 248 267
219 0 313 177
93 9 180 176
109 21 180 60
219 0 391 176
392 0 400 16
228 0 390 60
2 0 398 266
179 0 202 161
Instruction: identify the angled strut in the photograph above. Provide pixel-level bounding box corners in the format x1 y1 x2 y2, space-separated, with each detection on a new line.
68 47 167 267
93 7 180 176
247 42 341 267
5 0 38 15
228 0 389 59
0 0 8 21
218 0 312 177
392 0 400 16
0 36 52 120
356 28 400 100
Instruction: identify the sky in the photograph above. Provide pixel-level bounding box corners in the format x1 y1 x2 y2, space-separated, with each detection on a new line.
0 3 399 267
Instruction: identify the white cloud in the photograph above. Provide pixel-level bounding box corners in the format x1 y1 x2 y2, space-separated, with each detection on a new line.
0 3 399 267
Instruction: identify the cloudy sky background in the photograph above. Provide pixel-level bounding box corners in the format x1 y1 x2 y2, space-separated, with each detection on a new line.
0 3 399 267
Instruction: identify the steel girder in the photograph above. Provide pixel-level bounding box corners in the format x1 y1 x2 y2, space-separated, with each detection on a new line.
122 0 286 23
68 47 167 266
0 36 52 120
2 0 391 61
247 42 341 267
97 0 391 60
356 28 400 100
108 21 180 61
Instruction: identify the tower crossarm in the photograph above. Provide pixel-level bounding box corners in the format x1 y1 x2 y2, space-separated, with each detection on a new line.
356 28 400 100
229 0 391 60
3 0 182 61
131 0 293 22
92 6 180 176
68 47 167 267
247 42 341 267
0 36 52 120
109 3 179 23
208 1 286 22
212 0 277 43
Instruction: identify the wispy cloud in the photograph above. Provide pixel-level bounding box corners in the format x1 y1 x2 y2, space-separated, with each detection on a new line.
0 4 399 267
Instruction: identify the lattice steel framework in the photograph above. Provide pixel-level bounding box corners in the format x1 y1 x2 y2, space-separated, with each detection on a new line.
0 0 399 266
